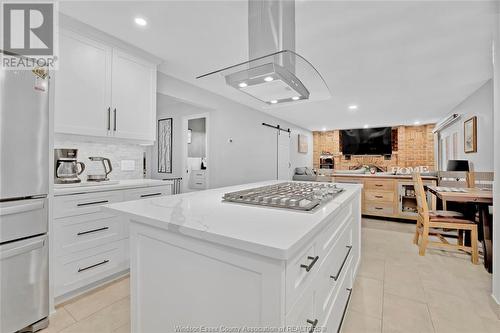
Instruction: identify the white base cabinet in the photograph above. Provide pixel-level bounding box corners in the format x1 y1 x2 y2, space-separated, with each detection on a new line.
53 184 171 301
127 192 361 332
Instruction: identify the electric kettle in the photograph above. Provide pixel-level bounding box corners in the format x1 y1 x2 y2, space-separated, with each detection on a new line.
87 157 113 182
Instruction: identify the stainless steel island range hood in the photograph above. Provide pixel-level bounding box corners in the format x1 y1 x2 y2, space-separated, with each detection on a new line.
197 0 330 106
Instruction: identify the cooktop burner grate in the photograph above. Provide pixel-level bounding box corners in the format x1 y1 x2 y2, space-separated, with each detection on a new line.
222 182 343 211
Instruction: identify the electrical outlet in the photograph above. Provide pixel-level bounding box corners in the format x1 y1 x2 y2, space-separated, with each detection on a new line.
121 160 136 171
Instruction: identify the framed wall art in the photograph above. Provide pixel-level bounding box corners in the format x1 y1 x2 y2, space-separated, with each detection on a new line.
158 118 173 173
298 134 308 153
464 116 477 153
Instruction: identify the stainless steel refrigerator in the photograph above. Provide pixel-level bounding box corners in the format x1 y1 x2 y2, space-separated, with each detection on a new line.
0 54 49 333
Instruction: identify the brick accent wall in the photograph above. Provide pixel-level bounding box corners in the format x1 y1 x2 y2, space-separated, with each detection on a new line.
313 124 436 171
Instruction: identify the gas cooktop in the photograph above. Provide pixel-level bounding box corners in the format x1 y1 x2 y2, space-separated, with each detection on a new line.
222 182 343 211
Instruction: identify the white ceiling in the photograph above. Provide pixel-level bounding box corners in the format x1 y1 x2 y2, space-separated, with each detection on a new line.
59 1 496 131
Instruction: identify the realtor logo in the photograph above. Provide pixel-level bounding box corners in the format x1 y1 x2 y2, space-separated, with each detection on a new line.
2 2 58 69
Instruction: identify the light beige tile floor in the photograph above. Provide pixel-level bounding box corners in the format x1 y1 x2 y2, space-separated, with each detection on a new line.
41 218 500 333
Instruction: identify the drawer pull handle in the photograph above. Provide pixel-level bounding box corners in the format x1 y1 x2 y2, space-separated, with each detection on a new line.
300 256 319 272
140 193 162 198
330 246 352 281
77 227 109 236
375 184 384 187
195 182 203 185
374 195 383 199
77 200 109 207
337 288 353 333
78 259 109 273
374 207 384 210
306 319 318 333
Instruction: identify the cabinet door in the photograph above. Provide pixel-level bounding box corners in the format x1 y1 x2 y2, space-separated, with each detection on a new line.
55 30 112 137
111 50 156 141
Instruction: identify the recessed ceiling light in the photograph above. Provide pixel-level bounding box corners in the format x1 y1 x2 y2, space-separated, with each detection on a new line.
348 105 358 110
292 96 300 101
270 100 278 104
363 124 369 129
134 17 147 26
238 82 248 88
322 127 327 131
414 121 421 125
264 76 274 82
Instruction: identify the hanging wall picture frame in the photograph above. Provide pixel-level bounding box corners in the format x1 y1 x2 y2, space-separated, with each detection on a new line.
298 134 308 153
464 116 477 153
158 118 173 173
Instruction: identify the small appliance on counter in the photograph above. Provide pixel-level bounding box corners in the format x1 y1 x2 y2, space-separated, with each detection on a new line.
87 156 113 182
54 148 86 184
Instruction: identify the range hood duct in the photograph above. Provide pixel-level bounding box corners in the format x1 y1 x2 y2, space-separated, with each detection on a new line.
248 0 296 72
196 0 330 106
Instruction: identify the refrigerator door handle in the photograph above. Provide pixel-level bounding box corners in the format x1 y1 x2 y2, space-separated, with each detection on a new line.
0 238 45 260
0 200 44 216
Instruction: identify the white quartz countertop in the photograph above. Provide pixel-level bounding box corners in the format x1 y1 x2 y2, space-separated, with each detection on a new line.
104 181 362 260
54 179 173 196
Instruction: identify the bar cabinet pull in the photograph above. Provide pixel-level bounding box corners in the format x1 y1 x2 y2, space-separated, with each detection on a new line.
77 226 109 236
140 193 162 198
330 245 352 281
306 319 318 333
78 259 109 273
301 256 319 272
337 288 353 333
77 200 109 207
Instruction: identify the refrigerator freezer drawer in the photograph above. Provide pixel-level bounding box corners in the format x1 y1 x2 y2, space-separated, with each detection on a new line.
0 198 48 243
0 234 49 333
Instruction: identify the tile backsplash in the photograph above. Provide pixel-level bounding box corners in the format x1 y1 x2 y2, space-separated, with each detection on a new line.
54 136 148 180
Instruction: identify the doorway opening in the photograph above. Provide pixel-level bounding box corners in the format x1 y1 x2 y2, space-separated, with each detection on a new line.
182 113 209 192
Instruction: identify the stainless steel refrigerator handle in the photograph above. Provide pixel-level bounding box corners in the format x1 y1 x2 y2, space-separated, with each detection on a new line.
0 200 44 216
0 238 45 260
77 162 85 175
113 108 117 131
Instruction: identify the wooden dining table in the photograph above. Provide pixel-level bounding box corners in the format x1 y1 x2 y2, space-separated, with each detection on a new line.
426 186 494 272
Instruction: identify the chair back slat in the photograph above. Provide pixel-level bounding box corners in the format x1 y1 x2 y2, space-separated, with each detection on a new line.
412 172 429 220
437 171 468 188
468 171 494 190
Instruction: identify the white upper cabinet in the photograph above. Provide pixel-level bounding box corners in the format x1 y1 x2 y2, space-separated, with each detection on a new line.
111 50 156 141
55 30 112 137
55 29 157 143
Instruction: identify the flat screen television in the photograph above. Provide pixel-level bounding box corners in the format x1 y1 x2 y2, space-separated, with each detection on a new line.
340 127 392 155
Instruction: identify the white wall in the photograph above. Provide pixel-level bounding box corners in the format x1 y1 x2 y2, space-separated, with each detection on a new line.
438 80 493 171
152 72 313 188
492 7 500 305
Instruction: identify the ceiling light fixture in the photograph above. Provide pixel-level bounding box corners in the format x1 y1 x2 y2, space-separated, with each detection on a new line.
348 105 358 110
134 17 147 26
264 76 274 82
270 100 278 104
238 82 248 88
363 124 369 129
414 121 421 125
292 96 300 101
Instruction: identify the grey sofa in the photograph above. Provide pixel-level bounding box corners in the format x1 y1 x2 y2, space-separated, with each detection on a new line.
292 167 317 181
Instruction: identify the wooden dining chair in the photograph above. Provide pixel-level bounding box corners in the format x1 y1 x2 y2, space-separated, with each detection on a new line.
412 172 479 264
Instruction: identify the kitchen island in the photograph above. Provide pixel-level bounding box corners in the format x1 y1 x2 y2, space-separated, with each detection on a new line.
105 181 362 333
